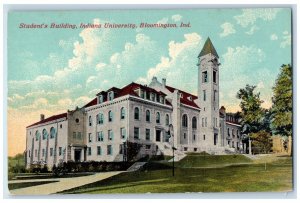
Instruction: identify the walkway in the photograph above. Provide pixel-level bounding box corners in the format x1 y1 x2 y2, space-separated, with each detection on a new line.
9 171 122 195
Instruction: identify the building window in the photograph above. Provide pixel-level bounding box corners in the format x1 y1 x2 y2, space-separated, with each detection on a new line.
97 146 101 155
60 124 63 129
145 145 151 150
134 107 139 120
35 149 37 157
107 145 112 155
28 150 31 157
120 107 125 119
73 132 76 139
35 131 40 141
77 132 82 140
120 128 126 139
156 112 160 124
151 93 155 101
194 148 197 152
99 113 104 124
202 71 208 83
75 118 79 123
193 134 196 141
146 110 150 122
205 117 207 127
108 111 113 122
182 114 188 127
134 127 139 139
50 127 55 139
98 95 103 103
59 147 62 156
119 144 124 154
184 147 188 151
165 114 169 126
232 129 235 138
88 147 91 156
42 149 45 157
146 129 151 140
89 116 92 126
237 130 239 138
192 117 197 129
50 148 53 157
203 90 206 101
97 131 104 141
42 129 47 140
108 91 114 101
141 90 145 98
146 92 150 100
183 133 186 139
88 133 92 142
214 90 217 101
203 134 206 140
227 128 230 137
202 118 204 127
108 130 113 141
213 70 217 83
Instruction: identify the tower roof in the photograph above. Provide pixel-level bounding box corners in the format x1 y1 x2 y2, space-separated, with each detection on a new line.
198 37 219 58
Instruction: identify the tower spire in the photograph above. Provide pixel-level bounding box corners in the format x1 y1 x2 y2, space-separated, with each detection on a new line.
198 37 219 58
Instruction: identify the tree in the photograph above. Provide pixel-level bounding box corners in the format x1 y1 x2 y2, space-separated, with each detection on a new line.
236 85 264 134
250 131 272 154
271 64 292 138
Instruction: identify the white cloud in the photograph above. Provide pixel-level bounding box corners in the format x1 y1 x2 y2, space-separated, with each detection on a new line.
219 22 236 37
245 25 259 35
234 8 281 27
95 62 107 71
138 33 202 93
280 31 291 48
270 34 278 40
171 14 182 22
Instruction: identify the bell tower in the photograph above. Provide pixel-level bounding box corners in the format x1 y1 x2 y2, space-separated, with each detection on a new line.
197 37 220 147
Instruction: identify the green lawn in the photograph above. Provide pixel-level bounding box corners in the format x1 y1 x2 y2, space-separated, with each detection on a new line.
60 155 292 193
8 181 59 190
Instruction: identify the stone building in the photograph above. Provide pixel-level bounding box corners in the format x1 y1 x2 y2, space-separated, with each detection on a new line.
25 37 242 168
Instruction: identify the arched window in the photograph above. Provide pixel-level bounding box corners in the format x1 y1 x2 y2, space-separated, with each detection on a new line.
42 129 47 140
120 107 125 119
134 107 139 120
192 117 197 129
165 114 169 126
108 111 113 122
232 129 235 138
89 116 92 126
50 127 56 139
156 112 160 124
146 110 150 122
182 114 188 127
35 131 40 141
227 128 230 137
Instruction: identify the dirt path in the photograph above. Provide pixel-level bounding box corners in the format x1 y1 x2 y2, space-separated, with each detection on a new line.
9 171 122 195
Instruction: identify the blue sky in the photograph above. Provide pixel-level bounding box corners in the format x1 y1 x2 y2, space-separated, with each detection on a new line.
7 8 291 155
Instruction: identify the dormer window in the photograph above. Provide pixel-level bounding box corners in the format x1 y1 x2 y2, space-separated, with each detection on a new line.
140 90 145 99
98 95 103 104
108 91 114 101
151 93 155 101
156 95 160 102
161 96 165 104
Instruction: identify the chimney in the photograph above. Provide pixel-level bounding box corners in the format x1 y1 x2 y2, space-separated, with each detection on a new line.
40 114 45 121
162 78 166 87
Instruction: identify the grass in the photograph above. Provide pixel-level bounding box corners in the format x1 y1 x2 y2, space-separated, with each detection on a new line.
60 155 292 193
175 154 252 168
8 180 59 190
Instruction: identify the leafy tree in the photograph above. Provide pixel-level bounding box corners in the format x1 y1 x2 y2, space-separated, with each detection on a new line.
271 64 292 138
250 131 272 154
236 85 264 134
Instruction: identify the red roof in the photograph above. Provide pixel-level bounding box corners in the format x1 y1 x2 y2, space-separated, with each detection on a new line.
26 112 67 128
83 98 97 108
165 85 199 108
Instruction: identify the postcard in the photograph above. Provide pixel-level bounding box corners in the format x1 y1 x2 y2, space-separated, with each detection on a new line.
7 8 293 195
